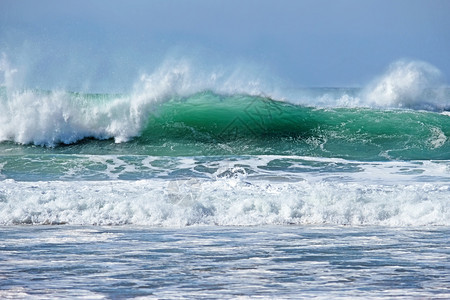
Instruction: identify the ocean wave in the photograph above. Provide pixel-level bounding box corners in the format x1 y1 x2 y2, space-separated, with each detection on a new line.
0 56 449 159
1 91 449 159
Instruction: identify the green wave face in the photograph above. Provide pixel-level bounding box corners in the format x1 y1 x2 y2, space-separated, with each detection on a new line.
136 92 449 160
1 90 449 160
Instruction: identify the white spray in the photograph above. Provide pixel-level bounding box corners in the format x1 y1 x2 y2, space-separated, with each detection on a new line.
362 60 446 110
0 56 274 146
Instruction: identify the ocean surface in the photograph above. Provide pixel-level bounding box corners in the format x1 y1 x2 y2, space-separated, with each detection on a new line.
0 60 449 298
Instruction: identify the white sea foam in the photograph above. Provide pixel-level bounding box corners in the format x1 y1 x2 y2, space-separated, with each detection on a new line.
0 176 448 226
428 127 448 149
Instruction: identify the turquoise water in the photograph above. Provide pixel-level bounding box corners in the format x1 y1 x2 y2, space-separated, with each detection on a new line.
1 89 449 160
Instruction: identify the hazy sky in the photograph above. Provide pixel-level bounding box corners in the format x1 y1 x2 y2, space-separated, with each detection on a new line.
1 0 449 91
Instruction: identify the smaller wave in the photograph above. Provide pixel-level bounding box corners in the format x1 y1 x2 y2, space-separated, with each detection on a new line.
0 178 448 226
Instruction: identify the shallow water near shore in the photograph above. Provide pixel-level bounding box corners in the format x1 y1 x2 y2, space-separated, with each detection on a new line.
0 225 448 299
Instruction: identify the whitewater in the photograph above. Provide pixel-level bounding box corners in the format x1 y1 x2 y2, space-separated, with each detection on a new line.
0 57 449 298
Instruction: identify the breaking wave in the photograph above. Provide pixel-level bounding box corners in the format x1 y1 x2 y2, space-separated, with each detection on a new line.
0 177 448 227
0 56 449 160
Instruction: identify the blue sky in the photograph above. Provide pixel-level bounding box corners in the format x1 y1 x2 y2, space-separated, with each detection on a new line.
1 0 449 91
